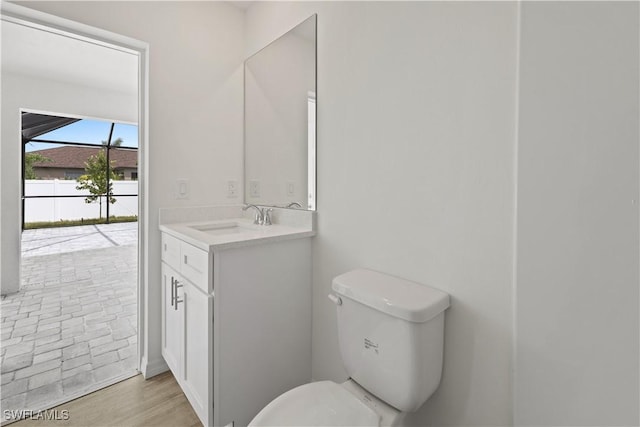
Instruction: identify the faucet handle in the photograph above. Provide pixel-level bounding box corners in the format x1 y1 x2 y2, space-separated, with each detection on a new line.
263 208 273 226
254 210 262 225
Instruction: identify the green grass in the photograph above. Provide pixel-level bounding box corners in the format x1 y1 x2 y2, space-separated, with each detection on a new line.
24 215 138 230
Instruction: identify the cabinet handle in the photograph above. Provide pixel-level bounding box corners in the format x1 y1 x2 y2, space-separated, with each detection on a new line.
184 255 188 264
170 277 175 308
172 279 183 310
174 290 183 310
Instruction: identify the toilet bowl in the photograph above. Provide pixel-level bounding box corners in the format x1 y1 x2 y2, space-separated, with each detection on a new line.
249 269 450 427
250 379 404 427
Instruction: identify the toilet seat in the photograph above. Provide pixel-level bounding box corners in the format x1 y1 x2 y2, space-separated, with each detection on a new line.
249 381 381 426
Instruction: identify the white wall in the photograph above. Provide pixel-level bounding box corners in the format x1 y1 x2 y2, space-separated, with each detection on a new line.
0 68 137 295
4 1 245 376
246 3 518 426
515 2 639 425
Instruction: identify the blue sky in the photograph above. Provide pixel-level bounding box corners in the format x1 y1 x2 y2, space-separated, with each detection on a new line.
25 119 138 152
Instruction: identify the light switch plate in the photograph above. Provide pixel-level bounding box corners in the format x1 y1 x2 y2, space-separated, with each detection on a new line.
176 179 189 199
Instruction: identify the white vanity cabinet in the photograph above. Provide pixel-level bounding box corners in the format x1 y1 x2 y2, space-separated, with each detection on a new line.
160 224 312 427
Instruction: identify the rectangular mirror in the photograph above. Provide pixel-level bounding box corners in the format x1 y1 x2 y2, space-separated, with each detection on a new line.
244 14 317 210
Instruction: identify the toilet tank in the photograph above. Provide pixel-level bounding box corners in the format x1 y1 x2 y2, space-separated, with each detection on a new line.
332 269 450 412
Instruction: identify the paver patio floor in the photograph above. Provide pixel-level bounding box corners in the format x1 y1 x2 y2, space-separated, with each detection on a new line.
1 222 138 421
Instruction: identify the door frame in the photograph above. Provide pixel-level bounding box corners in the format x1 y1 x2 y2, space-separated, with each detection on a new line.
1 2 150 376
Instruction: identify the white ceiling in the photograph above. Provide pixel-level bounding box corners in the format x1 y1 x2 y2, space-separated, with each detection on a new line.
1 21 138 96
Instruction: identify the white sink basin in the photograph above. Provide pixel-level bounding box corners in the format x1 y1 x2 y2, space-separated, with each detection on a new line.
189 221 254 236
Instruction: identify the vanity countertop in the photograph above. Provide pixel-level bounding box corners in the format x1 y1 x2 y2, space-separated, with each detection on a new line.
160 218 315 251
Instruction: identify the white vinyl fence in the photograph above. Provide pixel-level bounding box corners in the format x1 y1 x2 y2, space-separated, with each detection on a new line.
25 179 138 223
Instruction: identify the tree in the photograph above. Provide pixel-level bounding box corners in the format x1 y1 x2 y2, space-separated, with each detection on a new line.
75 150 118 219
24 153 51 179
102 137 123 147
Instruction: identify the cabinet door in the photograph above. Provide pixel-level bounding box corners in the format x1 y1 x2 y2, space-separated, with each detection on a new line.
183 282 213 426
161 263 183 379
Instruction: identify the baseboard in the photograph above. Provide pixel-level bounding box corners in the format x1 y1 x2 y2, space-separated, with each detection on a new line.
140 356 169 379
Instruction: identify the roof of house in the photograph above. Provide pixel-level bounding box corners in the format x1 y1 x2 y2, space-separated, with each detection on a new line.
30 146 137 169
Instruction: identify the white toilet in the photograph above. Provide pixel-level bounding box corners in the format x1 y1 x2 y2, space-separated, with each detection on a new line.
249 268 450 427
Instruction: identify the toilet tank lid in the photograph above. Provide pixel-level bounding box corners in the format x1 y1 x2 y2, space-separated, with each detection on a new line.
332 269 450 323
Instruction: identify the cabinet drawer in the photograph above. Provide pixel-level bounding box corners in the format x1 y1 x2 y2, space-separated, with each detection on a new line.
180 241 209 293
161 233 181 270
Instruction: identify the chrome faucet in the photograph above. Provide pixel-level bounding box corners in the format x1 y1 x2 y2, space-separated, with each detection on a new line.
243 204 263 225
242 204 272 226
286 202 302 209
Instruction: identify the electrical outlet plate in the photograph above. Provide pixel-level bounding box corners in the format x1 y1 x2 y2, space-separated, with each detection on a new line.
227 180 238 198
249 180 260 198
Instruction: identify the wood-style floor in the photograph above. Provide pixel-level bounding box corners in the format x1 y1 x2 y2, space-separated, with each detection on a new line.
11 371 202 427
